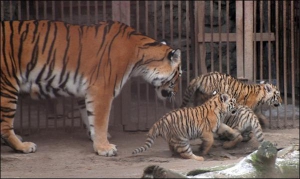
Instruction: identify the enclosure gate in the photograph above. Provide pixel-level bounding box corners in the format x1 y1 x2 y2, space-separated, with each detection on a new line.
1 1 299 136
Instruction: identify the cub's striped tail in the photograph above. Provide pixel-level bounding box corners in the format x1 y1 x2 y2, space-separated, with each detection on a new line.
181 77 199 107
250 116 265 143
132 123 160 154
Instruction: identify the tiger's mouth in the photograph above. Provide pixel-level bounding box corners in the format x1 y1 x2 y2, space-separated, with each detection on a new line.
161 90 175 98
231 108 237 115
273 103 281 107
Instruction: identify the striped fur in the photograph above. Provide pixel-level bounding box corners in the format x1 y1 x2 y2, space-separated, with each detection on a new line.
132 93 240 161
1 20 182 156
181 71 282 128
217 105 264 148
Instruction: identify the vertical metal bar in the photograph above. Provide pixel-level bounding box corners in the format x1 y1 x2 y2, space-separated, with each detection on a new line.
218 1 222 73
69 1 73 23
44 1 47 21
170 1 173 45
162 1 165 39
210 1 214 72
226 0 230 74
35 1 39 20
186 1 190 83
9 0 13 20
267 1 272 125
78 1 81 24
154 1 158 120
18 1 21 20
259 1 263 81
103 1 106 21
0 1 3 20
283 1 287 127
236 1 244 77
20 98 23 135
136 1 140 126
61 1 64 21
178 1 182 105
52 1 55 20
87 1 90 25
28 100 31 134
145 1 149 127
290 0 295 126
197 1 206 75
94 1 98 23
253 0 257 87
275 1 280 128
244 1 254 81
26 1 29 20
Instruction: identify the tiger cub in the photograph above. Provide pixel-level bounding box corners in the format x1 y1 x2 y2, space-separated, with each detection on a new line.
216 104 264 149
132 93 241 161
181 71 282 128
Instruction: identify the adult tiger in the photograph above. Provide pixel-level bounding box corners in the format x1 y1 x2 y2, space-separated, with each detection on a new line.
132 93 240 161
181 71 282 128
0 20 182 157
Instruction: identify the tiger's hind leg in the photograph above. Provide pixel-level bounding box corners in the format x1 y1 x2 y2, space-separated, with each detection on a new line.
1 83 37 153
77 98 111 141
217 123 243 149
169 138 204 161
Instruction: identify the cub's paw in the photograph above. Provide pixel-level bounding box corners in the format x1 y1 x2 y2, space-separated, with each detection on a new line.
94 143 117 157
17 142 37 153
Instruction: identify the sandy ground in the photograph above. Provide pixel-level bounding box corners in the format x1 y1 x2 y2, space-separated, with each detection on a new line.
1 126 299 178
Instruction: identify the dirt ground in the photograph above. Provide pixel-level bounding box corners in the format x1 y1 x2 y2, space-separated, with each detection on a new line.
1 127 299 178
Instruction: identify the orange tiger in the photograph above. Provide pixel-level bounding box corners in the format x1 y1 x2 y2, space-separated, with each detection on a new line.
0 20 182 156
181 71 282 128
132 93 240 161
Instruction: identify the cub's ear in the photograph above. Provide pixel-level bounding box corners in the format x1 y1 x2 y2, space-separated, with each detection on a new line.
220 93 229 103
168 49 181 66
212 90 217 96
259 80 266 84
264 84 272 93
160 39 168 45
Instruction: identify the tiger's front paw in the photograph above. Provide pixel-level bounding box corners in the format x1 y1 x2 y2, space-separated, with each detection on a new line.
17 142 37 153
94 143 117 156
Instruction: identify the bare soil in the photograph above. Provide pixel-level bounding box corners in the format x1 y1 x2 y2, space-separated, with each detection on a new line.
1 127 299 178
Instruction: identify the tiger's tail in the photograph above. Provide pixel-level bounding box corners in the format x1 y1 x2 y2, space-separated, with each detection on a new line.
132 122 161 154
181 77 201 107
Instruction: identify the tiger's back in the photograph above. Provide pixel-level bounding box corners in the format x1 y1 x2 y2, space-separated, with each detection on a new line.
132 93 239 161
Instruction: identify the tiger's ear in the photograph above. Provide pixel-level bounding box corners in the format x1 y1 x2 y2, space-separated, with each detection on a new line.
260 80 266 84
168 49 181 66
220 93 229 103
264 84 272 93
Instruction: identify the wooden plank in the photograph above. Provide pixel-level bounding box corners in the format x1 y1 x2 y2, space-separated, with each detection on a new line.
197 33 275 42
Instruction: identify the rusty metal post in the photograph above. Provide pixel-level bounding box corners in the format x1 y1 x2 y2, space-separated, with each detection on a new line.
236 1 244 78
244 1 254 81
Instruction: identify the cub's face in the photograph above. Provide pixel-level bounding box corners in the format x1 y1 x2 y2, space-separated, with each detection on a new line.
218 93 237 115
263 84 282 107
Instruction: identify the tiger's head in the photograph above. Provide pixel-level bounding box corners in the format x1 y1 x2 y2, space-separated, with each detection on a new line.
262 83 282 107
216 93 237 115
132 40 182 100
